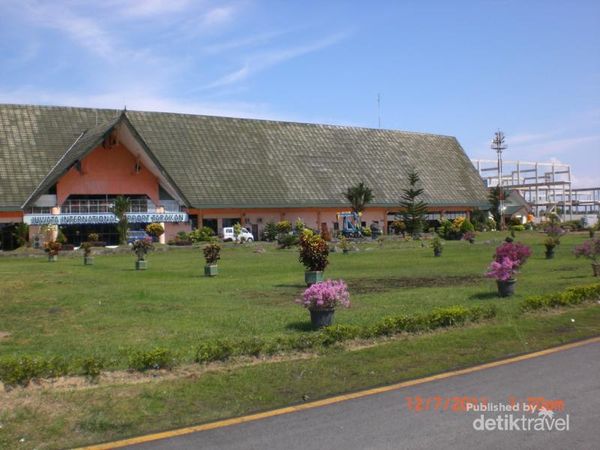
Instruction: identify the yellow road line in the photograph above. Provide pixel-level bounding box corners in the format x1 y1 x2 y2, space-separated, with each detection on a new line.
79 336 600 450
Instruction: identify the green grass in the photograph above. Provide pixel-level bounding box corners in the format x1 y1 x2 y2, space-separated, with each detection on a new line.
0 231 596 367
1 305 598 450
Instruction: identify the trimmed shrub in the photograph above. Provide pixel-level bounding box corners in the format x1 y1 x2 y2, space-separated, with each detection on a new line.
277 233 299 249
196 340 234 363
520 284 600 311
321 324 361 345
0 356 68 387
80 356 104 380
128 348 174 371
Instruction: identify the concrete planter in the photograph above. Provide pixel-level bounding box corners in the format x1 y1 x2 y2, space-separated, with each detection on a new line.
48 254 58 262
497 279 517 297
204 264 218 277
309 309 335 328
433 248 442 257
593 263 600 277
135 260 148 270
305 271 324 286
545 248 555 259
84 256 94 265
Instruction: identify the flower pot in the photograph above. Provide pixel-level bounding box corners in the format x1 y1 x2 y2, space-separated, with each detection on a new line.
545 248 555 259
497 279 516 297
135 260 147 270
48 255 57 262
204 264 218 277
305 271 324 286
84 256 94 265
342 248 349 254
433 249 442 257
593 263 600 277
309 309 335 328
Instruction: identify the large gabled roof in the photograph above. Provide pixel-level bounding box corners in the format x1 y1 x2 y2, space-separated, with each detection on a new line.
0 104 489 211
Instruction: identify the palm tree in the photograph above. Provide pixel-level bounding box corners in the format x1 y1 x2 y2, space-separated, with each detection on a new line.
111 196 130 245
344 182 374 214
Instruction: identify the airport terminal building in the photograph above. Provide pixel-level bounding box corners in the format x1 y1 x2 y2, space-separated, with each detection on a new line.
0 104 489 248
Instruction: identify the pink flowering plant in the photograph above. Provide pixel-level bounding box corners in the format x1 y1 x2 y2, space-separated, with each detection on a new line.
573 238 600 263
297 280 350 311
486 242 532 281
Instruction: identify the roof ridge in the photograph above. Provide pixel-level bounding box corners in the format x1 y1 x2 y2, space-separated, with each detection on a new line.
0 103 456 139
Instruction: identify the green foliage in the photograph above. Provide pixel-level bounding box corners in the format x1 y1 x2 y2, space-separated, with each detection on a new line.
470 209 488 231
0 356 68 387
510 225 525 232
344 181 374 214
275 220 292 234
262 222 278 241
390 220 406 235
111 196 130 245
189 226 215 243
520 284 600 312
12 222 29 247
320 324 362 345
203 242 221 265
128 348 174 371
361 227 372 237
431 236 443 252
277 233 299 249
80 241 93 257
298 229 329 271
460 218 475 233
80 356 104 380
56 228 67 244
88 232 100 242
145 223 165 238
399 169 428 237
196 340 234 363
294 217 305 234
233 222 242 240
488 187 509 225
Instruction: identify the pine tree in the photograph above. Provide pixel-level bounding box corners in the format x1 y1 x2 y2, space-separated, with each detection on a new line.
111 196 130 245
400 170 428 237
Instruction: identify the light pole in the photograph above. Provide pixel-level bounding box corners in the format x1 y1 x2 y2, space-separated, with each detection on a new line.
492 131 507 230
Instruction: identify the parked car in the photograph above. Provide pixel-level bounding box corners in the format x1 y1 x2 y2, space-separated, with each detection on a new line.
222 227 254 242
127 230 150 244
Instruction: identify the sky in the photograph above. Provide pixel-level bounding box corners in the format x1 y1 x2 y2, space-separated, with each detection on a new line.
0 0 598 187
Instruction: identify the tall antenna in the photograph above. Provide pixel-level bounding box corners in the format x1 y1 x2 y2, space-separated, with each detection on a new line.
377 93 381 129
491 130 507 230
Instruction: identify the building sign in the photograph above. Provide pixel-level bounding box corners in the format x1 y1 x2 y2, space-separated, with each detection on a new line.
23 213 188 225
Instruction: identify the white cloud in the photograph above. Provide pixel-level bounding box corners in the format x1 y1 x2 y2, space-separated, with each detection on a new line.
202 31 350 90
115 0 192 17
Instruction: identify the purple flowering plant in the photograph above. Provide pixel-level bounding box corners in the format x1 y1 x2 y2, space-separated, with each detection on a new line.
573 238 600 263
486 241 532 281
297 279 350 311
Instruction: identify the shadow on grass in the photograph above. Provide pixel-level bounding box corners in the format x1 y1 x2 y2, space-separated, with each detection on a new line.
469 291 500 300
285 321 315 332
274 284 306 289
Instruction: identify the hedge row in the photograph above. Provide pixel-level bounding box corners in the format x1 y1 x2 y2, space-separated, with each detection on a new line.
0 304 495 387
194 304 498 363
520 283 600 311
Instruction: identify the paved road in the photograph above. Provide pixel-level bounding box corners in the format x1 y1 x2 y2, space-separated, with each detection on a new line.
125 341 600 450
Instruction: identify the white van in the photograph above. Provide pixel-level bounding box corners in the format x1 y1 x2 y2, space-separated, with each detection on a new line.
222 227 254 242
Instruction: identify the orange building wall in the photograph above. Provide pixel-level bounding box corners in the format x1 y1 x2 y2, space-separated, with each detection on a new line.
56 144 160 205
0 211 23 224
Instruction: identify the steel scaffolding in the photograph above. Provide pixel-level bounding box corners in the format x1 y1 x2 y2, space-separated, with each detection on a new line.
472 159 573 220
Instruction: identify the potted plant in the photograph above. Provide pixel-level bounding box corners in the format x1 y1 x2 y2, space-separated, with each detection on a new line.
463 231 476 244
431 236 443 257
203 242 221 277
299 229 329 286
81 242 94 265
486 241 532 297
573 238 600 277
544 237 559 259
145 222 165 243
132 238 153 270
45 241 61 262
296 279 350 328
339 236 350 254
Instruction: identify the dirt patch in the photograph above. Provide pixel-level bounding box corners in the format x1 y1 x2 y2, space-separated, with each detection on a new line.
347 275 484 294
0 331 10 340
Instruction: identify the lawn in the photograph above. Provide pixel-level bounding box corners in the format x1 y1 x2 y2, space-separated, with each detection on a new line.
0 231 596 368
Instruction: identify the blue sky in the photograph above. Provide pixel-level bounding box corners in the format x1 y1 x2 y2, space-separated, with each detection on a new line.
1 0 598 186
